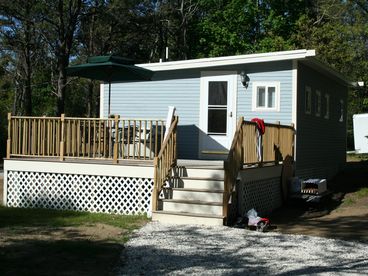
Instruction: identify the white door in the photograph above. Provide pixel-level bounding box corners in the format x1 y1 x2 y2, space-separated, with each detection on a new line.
199 72 237 159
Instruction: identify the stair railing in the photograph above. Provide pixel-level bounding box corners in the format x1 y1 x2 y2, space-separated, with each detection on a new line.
223 118 295 224
223 117 244 223
152 116 179 212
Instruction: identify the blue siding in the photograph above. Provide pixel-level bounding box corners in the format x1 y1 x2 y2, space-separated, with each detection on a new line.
103 62 294 159
296 62 347 179
235 61 293 125
104 70 201 159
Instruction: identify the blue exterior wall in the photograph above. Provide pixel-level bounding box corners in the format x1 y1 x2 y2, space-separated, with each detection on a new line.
104 70 201 159
296 62 347 179
236 61 293 125
103 61 294 159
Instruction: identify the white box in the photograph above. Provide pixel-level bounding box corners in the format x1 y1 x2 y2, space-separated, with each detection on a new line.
353 113 368 154
301 179 327 194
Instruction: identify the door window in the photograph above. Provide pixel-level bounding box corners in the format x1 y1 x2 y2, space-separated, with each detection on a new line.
207 81 227 134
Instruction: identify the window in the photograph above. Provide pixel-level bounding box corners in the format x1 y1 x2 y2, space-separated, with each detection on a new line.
315 90 321 116
339 99 344 122
324 94 330 119
252 82 280 111
305 86 312 114
207 81 227 134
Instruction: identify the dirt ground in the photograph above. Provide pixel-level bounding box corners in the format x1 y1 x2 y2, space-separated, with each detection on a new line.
0 223 125 275
271 162 368 242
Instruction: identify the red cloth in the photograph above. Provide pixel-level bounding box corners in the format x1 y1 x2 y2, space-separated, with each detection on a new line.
251 118 265 135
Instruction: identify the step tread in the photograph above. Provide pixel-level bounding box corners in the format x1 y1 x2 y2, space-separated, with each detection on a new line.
162 199 223 206
180 166 224 170
176 176 224 181
153 210 224 219
172 188 224 193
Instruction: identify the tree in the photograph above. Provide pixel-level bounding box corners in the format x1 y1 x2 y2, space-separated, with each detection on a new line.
0 0 42 115
293 0 368 148
38 0 84 115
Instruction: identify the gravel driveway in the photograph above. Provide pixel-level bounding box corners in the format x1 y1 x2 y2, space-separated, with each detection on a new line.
119 222 368 275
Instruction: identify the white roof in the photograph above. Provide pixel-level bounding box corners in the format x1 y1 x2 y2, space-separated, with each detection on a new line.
138 49 352 86
139 49 316 71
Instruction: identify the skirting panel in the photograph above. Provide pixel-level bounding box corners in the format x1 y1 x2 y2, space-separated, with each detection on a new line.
6 170 153 215
237 176 282 217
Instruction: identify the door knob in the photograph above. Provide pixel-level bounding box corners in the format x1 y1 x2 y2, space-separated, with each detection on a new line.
229 111 233 117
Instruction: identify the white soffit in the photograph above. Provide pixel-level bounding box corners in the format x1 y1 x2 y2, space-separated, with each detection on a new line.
138 49 316 71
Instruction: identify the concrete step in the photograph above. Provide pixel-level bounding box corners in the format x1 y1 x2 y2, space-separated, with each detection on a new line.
172 167 224 179
162 199 223 216
152 210 224 226
169 177 224 190
172 188 223 202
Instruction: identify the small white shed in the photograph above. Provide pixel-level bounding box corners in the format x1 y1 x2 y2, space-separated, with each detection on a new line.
353 113 368 153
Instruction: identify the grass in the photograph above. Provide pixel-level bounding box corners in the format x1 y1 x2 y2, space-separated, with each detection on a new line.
0 206 149 275
346 153 368 162
341 187 368 207
341 197 355 207
356 187 368 198
0 206 148 230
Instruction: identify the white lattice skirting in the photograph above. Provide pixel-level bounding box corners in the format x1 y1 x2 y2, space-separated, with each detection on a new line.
237 177 282 217
6 171 154 215
237 166 283 217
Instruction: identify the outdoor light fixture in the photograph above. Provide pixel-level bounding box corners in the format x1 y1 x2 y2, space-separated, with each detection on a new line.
240 71 250 88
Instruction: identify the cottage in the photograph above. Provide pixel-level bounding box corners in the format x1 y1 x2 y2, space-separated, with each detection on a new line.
3 49 349 225
102 49 348 179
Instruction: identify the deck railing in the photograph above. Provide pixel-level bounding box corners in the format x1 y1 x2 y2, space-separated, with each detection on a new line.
6 113 165 162
223 118 295 222
152 116 178 212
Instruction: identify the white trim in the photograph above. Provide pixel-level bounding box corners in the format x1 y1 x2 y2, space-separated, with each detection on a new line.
339 99 344 122
251 81 280 112
292 60 298 162
238 165 282 182
198 71 237 158
99 83 104 118
3 159 154 179
139 49 316 71
315 90 321 117
3 168 7 206
305 86 312 115
292 60 298 127
324 94 330 119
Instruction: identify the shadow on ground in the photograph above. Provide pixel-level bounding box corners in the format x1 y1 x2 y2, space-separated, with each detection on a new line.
271 161 368 242
0 234 122 276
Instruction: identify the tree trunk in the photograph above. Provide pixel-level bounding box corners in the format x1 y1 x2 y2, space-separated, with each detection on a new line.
55 0 82 116
56 55 68 115
23 1 33 115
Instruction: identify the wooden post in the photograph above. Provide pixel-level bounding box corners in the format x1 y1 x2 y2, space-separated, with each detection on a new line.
59 114 65 161
222 160 229 224
6 113 11 159
113 114 119 164
152 157 159 212
276 121 280 165
291 123 295 161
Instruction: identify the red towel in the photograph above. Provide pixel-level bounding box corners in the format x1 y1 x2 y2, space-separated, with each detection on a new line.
251 118 265 135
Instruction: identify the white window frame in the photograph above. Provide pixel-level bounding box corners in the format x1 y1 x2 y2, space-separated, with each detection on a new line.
305 86 312 114
324 94 330 119
315 90 321 117
252 81 280 112
339 99 344 122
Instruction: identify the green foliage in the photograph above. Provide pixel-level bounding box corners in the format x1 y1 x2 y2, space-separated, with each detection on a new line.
0 0 368 151
0 58 13 159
